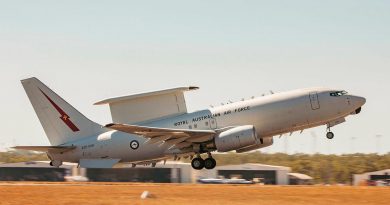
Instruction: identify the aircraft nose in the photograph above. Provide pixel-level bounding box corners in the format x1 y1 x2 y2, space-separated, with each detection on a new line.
353 96 366 107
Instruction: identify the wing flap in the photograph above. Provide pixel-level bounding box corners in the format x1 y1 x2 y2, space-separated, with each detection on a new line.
105 123 216 148
105 123 215 138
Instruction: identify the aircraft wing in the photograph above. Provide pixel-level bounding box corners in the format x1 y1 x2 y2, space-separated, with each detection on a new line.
105 123 216 149
12 146 76 154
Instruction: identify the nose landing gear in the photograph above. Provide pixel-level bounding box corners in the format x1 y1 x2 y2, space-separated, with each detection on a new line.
326 126 334 139
326 132 334 139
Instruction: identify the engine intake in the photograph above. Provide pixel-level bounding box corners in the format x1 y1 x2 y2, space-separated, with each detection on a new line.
214 125 259 152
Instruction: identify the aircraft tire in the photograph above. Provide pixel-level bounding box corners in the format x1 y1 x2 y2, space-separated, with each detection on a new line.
191 157 205 170
50 160 62 167
326 132 334 139
204 158 216 169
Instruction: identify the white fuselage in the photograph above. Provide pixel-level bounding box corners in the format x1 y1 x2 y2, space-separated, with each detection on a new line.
51 87 365 164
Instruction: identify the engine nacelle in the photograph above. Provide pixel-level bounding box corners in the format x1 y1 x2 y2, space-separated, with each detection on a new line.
215 125 259 152
236 137 273 153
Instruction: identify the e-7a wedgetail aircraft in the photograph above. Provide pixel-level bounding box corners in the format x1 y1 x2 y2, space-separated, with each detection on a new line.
15 77 365 169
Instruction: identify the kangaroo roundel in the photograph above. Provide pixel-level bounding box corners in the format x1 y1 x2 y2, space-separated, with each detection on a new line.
130 140 139 149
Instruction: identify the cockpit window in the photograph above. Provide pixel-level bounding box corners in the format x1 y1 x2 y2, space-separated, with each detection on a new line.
330 90 348 97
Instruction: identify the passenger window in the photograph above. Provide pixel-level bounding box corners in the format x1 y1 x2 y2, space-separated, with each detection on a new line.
205 121 209 126
189 125 192 129
194 124 198 128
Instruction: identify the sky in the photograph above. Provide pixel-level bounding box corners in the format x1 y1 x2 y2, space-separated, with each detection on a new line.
0 0 389 154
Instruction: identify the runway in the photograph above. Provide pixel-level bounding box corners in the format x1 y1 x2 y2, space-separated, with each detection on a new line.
0 182 389 205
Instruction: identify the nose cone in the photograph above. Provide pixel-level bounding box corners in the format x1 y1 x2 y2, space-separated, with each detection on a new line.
352 96 366 107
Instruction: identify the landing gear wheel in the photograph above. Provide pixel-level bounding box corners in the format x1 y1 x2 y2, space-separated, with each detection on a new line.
49 160 62 167
204 158 217 169
326 132 334 139
191 158 205 170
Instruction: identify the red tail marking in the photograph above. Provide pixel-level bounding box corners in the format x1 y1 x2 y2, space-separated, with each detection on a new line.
39 89 80 132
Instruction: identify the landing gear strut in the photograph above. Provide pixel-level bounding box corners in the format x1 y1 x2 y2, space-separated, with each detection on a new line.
326 126 334 139
191 153 217 170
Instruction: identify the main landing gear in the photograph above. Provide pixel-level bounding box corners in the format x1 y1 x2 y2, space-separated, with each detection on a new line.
326 126 334 139
191 153 216 170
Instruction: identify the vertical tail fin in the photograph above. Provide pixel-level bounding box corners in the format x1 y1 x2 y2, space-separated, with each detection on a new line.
21 77 104 145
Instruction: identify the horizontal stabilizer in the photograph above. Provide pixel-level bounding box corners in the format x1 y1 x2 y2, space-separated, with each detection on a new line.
12 146 76 153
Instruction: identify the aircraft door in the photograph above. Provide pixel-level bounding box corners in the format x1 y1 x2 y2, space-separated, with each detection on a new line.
209 118 217 129
309 92 320 110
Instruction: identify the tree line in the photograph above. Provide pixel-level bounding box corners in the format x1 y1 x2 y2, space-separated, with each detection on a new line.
209 152 390 184
1 151 390 184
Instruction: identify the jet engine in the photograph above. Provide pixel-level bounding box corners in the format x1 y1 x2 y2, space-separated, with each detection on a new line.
214 125 259 152
235 137 273 153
